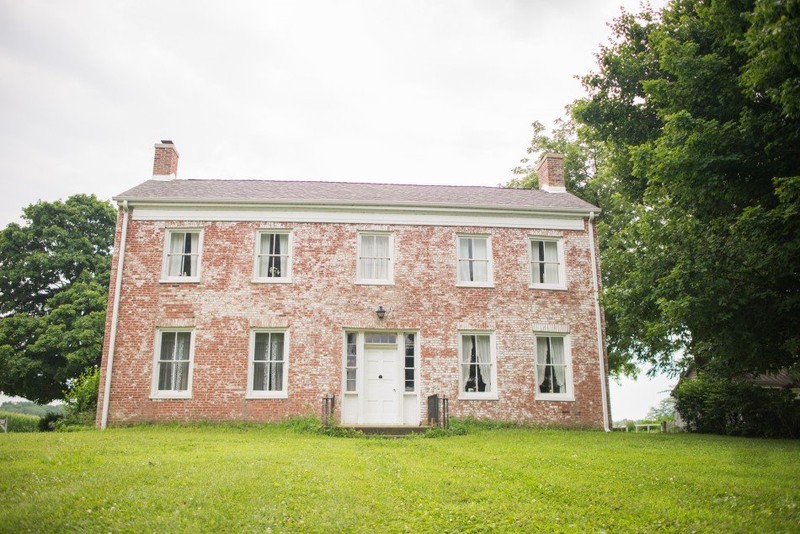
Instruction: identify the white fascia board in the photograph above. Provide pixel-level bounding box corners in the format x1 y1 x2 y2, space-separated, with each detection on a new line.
126 202 589 230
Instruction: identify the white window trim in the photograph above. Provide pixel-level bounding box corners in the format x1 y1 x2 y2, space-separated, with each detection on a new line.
252 229 293 283
160 228 204 283
528 236 567 290
457 330 498 400
533 333 575 402
150 328 195 399
246 328 289 399
356 231 394 285
455 234 494 288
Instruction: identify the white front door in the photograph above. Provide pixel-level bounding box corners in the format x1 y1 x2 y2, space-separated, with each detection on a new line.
363 345 401 424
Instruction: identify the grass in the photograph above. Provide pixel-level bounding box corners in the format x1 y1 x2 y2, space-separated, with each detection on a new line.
1 422 798 532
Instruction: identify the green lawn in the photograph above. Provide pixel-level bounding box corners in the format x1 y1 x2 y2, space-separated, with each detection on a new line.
1 423 798 532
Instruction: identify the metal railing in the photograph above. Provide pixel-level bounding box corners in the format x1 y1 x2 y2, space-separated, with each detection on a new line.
321 394 335 427
427 394 449 429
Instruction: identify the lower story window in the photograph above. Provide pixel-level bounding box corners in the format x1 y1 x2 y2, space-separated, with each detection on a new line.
249 330 288 398
535 335 573 400
460 332 495 398
152 329 194 398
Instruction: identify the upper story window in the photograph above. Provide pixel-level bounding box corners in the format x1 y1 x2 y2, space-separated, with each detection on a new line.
459 331 497 399
162 229 202 282
254 230 292 282
151 329 194 399
248 330 288 398
529 237 566 289
357 232 393 284
534 334 573 401
457 235 493 286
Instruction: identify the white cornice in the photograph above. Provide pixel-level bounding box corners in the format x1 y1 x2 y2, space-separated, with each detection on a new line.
125 201 593 230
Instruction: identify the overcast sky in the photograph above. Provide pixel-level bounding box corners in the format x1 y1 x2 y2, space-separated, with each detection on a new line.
0 0 670 419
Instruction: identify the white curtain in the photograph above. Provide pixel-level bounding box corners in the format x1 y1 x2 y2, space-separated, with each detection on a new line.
253 333 267 391
476 335 492 392
537 337 566 394
461 335 472 387
158 332 189 391
168 232 185 276
253 333 284 391
259 233 271 276
543 241 559 284
360 235 389 280
549 337 566 392
459 238 488 282
269 333 284 390
462 335 491 392
168 232 198 277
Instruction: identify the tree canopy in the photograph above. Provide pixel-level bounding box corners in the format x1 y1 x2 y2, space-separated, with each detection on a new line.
513 0 800 379
0 194 116 403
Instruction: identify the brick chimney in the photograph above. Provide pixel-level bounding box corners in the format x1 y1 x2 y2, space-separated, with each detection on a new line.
537 153 566 193
152 140 179 180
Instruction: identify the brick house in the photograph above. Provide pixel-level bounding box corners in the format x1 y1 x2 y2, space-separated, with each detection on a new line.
97 141 611 429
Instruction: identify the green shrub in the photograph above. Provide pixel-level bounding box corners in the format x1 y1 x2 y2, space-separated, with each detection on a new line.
673 373 800 438
0 411 40 432
39 412 63 432
63 367 99 426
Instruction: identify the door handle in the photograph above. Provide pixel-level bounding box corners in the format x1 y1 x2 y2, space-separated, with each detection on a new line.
378 374 383 379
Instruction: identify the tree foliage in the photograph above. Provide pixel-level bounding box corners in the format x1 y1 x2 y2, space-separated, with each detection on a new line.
513 0 800 380
673 372 800 438
0 195 116 403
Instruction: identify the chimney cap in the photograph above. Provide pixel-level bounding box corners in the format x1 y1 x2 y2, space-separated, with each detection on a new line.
160 140 174 145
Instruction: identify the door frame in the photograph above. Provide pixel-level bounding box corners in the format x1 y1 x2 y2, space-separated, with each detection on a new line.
342 330 420 426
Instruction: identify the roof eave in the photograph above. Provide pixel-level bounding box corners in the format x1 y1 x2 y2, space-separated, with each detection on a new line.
112 196 601 216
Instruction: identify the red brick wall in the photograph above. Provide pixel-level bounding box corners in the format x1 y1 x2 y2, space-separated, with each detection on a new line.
97 213 607 427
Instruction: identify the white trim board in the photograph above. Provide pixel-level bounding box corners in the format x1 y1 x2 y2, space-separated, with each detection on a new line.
130 204 586 230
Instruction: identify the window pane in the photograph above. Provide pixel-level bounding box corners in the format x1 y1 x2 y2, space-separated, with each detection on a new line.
175 362 189 390
365 333 396 344
472 260 488 282
175 332 191 360
160 332 176 360
254 333 268 361
253 361 266 390
158 362 173 390
472 238 488 260
271 333 284 361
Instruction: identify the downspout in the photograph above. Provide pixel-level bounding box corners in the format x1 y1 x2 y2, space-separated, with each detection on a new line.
100 200 129 429
589 212 611 432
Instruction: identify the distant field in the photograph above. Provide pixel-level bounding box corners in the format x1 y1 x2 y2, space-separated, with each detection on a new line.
1 422 798 532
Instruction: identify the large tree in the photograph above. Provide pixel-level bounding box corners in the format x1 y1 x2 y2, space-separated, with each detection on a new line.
514 0 800 379
0 195 116 403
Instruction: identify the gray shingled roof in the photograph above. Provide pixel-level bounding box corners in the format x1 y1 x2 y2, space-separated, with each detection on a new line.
115 179 599 212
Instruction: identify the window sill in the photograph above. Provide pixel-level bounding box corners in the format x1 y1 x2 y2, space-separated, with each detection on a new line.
456 282 495 288
246 392 289 399
403 391 417 396
160 277 200 284
150 392 192 400
529 284 568 291
252 277 293 284
458 393 499 401
535 395 575 402
355 280 394 286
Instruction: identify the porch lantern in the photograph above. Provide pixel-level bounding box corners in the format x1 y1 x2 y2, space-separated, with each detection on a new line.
375 305 386 320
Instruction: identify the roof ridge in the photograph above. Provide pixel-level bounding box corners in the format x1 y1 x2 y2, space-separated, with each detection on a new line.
179 178 539 192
